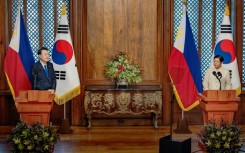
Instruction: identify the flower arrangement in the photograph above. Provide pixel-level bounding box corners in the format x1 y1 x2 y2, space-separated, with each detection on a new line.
103 52 143 84
197 119 243 153
7 121 59 153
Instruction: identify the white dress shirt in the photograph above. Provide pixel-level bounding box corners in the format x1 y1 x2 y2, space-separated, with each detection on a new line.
40 61 47 69
203 67 232 90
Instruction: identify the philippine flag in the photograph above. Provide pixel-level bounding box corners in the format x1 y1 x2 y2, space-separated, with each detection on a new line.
52 4 80 105
4 7 35 99
210 4 241 95
168 5 203 111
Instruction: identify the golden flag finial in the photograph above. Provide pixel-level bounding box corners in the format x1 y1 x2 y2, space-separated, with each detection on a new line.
61 4 66 15
182 0 187 9
225 2 230 16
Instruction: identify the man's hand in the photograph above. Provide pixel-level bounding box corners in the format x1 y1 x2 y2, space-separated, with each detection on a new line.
48 89 55 94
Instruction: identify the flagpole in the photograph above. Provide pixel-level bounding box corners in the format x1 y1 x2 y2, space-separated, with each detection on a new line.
172 0 191 134
182 110 184 119
159 83 191 152
170 83 175 141
59 102 72 134
64 103 66 119
56 2 80 134
182 0 187 10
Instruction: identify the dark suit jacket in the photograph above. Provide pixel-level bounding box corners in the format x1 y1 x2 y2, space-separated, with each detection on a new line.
31 61 56 90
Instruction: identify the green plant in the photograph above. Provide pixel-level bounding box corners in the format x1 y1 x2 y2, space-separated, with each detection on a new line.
7 121 59 153
103 52 144 83
197 119 243 153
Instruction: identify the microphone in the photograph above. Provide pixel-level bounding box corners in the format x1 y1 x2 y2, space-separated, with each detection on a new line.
212 71 217 77
32 68 41 90
212 71 221 90
217 71 222 79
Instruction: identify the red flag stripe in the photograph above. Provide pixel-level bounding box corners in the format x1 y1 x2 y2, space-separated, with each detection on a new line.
4 48 32 97
168 48 200 109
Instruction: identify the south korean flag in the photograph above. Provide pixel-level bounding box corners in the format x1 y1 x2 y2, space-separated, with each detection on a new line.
52 4 80 105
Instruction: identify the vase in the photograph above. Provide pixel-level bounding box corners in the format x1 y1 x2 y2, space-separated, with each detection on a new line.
116 79 128 88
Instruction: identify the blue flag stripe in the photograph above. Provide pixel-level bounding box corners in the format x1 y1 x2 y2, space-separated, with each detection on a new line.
183 13 203 93
18 10 35 82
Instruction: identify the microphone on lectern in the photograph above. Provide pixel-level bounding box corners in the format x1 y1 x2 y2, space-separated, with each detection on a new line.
212 71 221 90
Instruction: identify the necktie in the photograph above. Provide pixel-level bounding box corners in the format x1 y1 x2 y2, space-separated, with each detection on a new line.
44 65 49 77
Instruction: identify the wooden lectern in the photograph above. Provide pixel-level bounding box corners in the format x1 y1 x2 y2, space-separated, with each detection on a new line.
199 90 240 124
15 90 54 125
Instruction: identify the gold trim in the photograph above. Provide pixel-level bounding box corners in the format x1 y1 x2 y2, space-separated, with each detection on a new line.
54 86 81 105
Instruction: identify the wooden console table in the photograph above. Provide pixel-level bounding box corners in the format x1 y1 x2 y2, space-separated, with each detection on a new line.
84 85 162 130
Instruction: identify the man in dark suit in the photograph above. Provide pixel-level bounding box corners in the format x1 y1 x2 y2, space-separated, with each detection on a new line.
31 47 56 93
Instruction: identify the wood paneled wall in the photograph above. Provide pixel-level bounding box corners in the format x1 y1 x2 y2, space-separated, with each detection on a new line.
0 0 244 126
0 0 8 125
84 0 161 85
